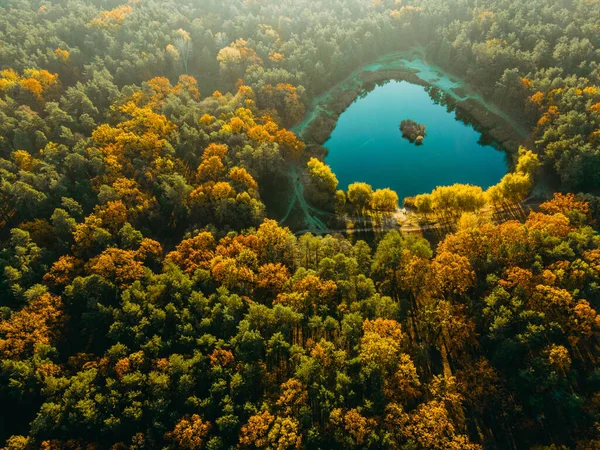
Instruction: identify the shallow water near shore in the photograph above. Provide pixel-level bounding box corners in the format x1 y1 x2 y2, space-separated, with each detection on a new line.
292 50 528 140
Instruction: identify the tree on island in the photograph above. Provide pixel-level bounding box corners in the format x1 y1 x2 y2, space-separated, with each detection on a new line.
400 119 426 145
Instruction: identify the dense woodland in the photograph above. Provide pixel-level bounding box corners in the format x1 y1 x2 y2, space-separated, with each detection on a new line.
1 0 600 449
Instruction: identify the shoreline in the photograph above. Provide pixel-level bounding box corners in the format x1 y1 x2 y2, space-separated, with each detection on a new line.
280 50 545 234
293 50 531 156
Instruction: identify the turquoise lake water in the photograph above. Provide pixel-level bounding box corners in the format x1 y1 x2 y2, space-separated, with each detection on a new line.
324 80 509 200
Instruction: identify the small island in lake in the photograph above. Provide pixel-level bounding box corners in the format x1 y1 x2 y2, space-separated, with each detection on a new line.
400 119 427 145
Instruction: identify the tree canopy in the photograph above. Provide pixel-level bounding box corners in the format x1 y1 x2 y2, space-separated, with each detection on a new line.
0 0 600 449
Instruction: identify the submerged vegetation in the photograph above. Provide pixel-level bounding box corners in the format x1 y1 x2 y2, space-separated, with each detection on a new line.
400 119 427 145
0 0 600 449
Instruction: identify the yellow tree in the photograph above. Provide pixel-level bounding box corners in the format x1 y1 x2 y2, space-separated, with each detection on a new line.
307 158 338 204
256 219 296 266
258 83 305 126
0 293 65 359
347 183 374 213
515 146 541 177
372 188 399 212
88 248 145 288
360 318 420 401
432 251 475 297
88 4 133 30
217 39 262 82
166 231 216 273
166 415 211 450
229 167 259 192
239 411 303 449
197 156 226 182
414 193 433 215
91 101 177 183
54 48 70 64
329 408 377 449
276 129 305 159
0 68 60 103
402 400 482 450
497 172 532 204
257 263 290 299
539 193 591 226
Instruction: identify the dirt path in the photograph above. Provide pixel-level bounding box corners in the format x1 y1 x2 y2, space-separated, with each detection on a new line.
279 165 330 233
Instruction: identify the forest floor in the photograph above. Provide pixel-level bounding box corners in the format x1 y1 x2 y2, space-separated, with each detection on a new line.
293 201 539 240
279 165 330 234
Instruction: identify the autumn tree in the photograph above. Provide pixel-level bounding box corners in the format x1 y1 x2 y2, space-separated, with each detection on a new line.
306 158 338 206
258 84 306 127
372 188 399 212
347 183 374 213
0 292 64 359
166 415 211 450
217 39 262 84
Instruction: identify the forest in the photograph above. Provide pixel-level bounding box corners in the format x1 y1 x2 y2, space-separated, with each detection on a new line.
0 0 600 449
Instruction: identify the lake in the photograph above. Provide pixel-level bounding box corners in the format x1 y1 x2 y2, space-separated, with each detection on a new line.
324 80 509 200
